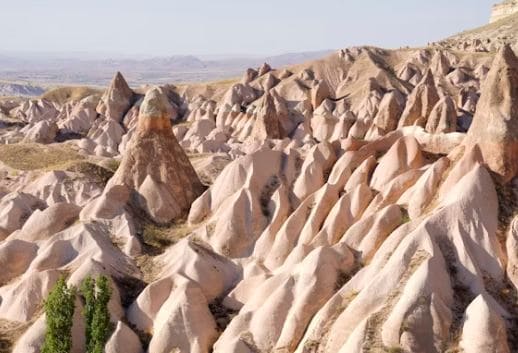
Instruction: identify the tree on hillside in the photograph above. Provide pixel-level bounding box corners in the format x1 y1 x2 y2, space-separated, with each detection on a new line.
81 275 112 353
80 276 95 350
42 277 76 353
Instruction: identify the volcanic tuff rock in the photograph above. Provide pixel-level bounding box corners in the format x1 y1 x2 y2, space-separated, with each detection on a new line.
398 70 440 128
12 99 59 124
257 62 272 76
371 90 405 134
108 86 204 223
96 71 134 123
250 91 285 140
464 45 518 182
21 120 58 143
490 0 518 23
2 5 518 353
425 96 457 133
437 4 518 52
58 95 99 135
241 68 258 84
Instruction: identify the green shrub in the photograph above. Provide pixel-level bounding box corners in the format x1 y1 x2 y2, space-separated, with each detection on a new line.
81 276 112 353
80 277 95 350
42 277 76 353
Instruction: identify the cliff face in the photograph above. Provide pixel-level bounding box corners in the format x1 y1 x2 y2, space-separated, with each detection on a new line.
490 0 518 23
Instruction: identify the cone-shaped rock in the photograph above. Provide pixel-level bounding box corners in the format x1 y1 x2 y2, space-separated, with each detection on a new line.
251 92 285 140
96 71 134 123
430 50 451 76
372 90 405 133
425 96 457 133
258 62 272 76
109 87 204 223
465 45 518 182
311 80 331 109
241 68 258 84
398 69 440 128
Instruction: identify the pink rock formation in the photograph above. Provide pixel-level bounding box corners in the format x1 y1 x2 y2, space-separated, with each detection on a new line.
425 96 457 133
464 45 518 182
96 71 134 123
398 70 440 128
250 92 285 140
371 90 405 134
3 12 518 352
109 87 204 223
21 120 58 143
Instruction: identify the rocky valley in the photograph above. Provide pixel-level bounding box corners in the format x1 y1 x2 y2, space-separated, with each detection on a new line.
0 3 518 353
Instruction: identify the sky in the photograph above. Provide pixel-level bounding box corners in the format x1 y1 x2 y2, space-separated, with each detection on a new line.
0 0 495 58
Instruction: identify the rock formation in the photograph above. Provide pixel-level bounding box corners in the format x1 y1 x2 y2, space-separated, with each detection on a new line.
109 87 204 223
490 0 518 23
250 92 285 140
258 62 272 76
464 45 518 182
438 1 518 52
96 72 134 123
425 96 457 133
1 4 518 353
21 120 58 143
398 70 440 128
372 90 405 134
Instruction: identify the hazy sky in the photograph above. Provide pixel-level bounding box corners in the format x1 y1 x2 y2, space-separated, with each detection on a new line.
1 0 495 57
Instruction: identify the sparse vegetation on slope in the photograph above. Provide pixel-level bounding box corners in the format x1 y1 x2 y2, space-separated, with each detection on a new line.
0 143 84 170
63 161 114 185
3 3 518 353
141 220 193 249
41 86 102 104
0 320 31 353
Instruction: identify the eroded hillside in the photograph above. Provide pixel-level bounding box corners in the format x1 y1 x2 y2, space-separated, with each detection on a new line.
0 13 517 353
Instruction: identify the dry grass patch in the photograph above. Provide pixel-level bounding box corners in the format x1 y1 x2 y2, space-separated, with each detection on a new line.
62 160 114 184
209 297 238 332
387 348 404 353
0 319 32 353
41 86 102 104
172 120 194 128
0 143 84 171
102 158 121 173
362 250 429 353
135 255 162 284
142 220 193 249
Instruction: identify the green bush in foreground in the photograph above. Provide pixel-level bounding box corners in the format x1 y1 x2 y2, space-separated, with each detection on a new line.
42 275 113 353
80 277 95 351
42 277 76 353
81 275 112 353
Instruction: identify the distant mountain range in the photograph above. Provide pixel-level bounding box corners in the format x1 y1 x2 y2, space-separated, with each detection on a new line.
0 81 45 97
0 50 333 90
